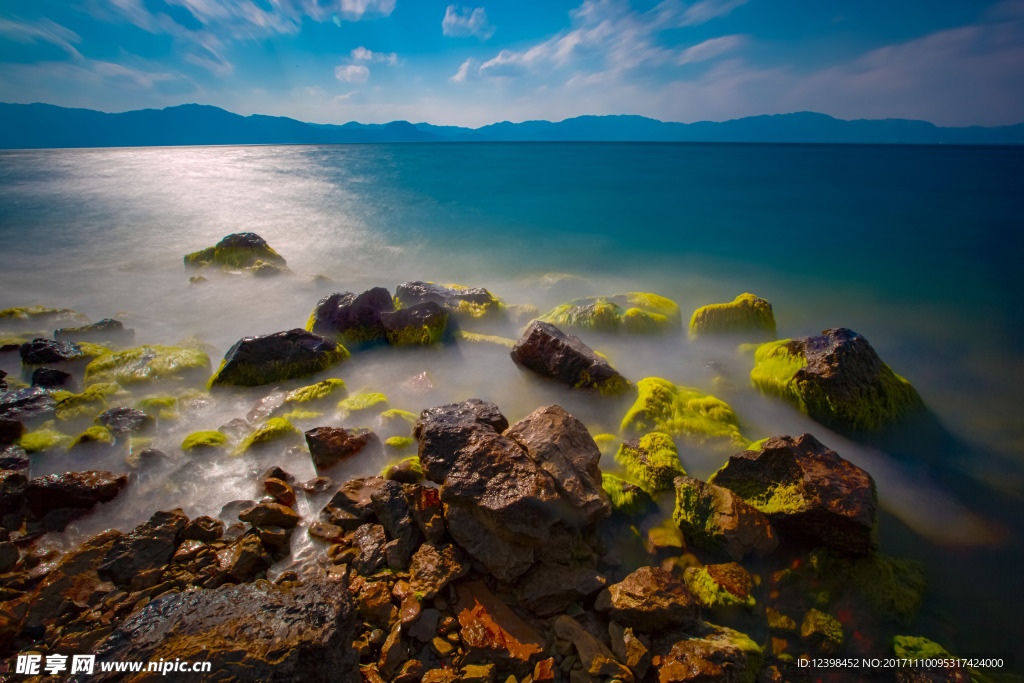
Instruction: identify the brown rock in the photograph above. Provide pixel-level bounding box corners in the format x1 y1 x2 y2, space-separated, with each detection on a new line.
510 320 631 394
655 623 763 683
0 470 27 516
533 657 557 682
239 502 300 529
672 476 777 560
264 477 296 507
24 471 129 518
515 562 607 617
409 485 446 544
595 566 701 632
409 607 440 642
97 509 187 588
322 476 387 527
455 580 545 676
360 580 398 630
308 521 346 543
554 614 634 681
609 621 652 679
181 515 223 542
461 663 497 683
217 534 272 582
352 523 388 574
422 669 459 683
305 426 378 471
371 479 420 569
0 417 24 446
410 543 469 600
380 622 408 679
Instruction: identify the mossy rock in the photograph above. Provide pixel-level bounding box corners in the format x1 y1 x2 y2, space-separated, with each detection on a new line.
750 328 924 433
135 395 181 420
601 473 654 517
800 608 844 650
84 345 211 387
54 383 121 422
689 293 776 341
283 378 347 405
380 455 423 482
184 233 287 270
381 302 448 346
615 432 686 493
19 423 73 453
339 392 389 415
621 377 748 452
454 330 516 349
847 554 926 623
209 329 347 387
234 417 301 455
502 303 540 326
684 566 756 609
380 409 418 432
540 292 681 335
384 436 415 450
70 425 115 449
0 306 89 330
182 430 229 452
279 408 323 422
394 281 502 321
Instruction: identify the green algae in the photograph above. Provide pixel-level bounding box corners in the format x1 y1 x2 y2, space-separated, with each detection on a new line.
685 567 756 609
621 377 748 451
800 608 844 648
54 383 121 423
279 409 323 421
85 345 211 387
284 378 347 404
19 423 73 453
539 292 682 335
339 392 389 414
184 237 286 270
136 395 180 420
749 339 807 408
234 417 301 455
384 318 446 346
182 430 228 451
848 554 927 624
384 436 415 450
208 344 348 388
0 306 89 328
70 425 114 448
690 293 776 340
601 473 654 517
454 330 516 349
380 455 423 479
615 431 686 493
593 433 618 457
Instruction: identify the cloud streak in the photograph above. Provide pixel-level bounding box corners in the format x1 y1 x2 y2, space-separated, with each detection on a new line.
442 5 495 40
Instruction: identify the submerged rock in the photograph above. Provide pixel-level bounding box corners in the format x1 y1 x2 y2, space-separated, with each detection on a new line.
601 473 655 518
31 367 73 388
540 292 682 334
381 301 448 346
209 329 347 387
25 471 129 519
96 407 155 435
19 338 90 365
0 416 25 446
750 328 923 433
621 377 748 452
0 306 89 331
55 318 135 346
615 431 686 493
673 476 778 560
0 387 56 425
510 320 631 395
689 292 776 341
183 232 288 271
709 433 878 556
306 288 395 346
395 281 501 321
84 345 211 387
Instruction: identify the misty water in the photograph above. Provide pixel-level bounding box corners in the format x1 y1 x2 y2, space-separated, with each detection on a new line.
1 142 1022 663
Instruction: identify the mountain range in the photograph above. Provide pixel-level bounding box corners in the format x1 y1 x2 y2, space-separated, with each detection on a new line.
2 102 1022 148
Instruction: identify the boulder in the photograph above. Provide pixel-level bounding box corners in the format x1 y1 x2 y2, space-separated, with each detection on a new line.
90 579 359 682
183 232 288 270
0 445 30 473
321 476 387 527
683 563 756 609
381 302 448 346
210 329 347 387
709 434 878 556
239 502 300 529
19 338 90 365
54 318 135 346
0 469 28 517
96 407 155 435
455 580 545 676
0 417 24 446
510 320 631 395
394 281 501 321
749 328 924 433
595 566 701 632
305 426 377 471
351 523 389 574
371 479 420 568
30 367 73 388
0 305 89 331
673 476 778 560
24 471 129 518
621 378 748 453
602 473 655 518
0 387 56 424
689 293 776 341
616 432 687 493
307 288 395 345
539 292 682 334
97 509 188 588
654 622 763 683
409 543 470 599
83 345 211 387
515 563 607 617
218 534 273 582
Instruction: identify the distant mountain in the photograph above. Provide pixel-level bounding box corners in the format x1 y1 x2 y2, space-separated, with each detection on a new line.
1 102 1021 149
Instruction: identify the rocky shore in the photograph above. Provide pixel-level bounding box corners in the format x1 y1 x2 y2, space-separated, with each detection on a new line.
0 234 978 682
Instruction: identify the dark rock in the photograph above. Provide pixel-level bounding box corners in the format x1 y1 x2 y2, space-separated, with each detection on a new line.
24 471 129 518
595 566 701 632
0 446 29 474
455 580 545 676
0 369 5 389
673 476 778 560
89 579 359 682
379 622 408 679
308 521 345 543
264 477 296 507
552 614 634 681
239 502 300 529
510 320 631 395
0 541 17 573
183 232 288 269
209 328 347 387
0 417 25 446
381 301 449 346
408 486 445 544
308 288 395 345
352 523 388 574
96 407 155 435
515 563 607 617
409 543 469 600
305 426 377 471
384 458 424 484
97 509 188 588
709 433 878 556
654 622 763 683
609 622 652 679
394 281 500 320
19 338 84 364
322 476 387 526
300 476 334 494
408 607 440 642
371 479 420 569
261 465 295 484
218 534 272 582
181 515 223 542
358 579 398 629
54 318 135 346
0 470 28 517
0 387 56 424
220 499 257 520
30 367 73 388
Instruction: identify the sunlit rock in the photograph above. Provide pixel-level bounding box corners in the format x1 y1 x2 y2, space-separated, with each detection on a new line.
306 287 395 346
510 320 631 395
539 292 682 334
689 292 776 341
208 329 346 387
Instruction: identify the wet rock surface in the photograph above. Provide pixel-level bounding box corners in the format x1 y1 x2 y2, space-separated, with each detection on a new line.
0 387 56 424
97 509 188 588
673 475 778 560
19 338 85 365
596 566 701 631
96 407 154 435
25 471 129 519
510 320 631 394
30 366 73 388
55 318 135 346
308 287 395 345
381 301 449 346
305 426 378 471
210 328 346 387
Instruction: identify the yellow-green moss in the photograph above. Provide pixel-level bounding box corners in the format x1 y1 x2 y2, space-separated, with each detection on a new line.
280 409 323 421
621 377 748 451
380 455 423 478
540 292 681 335
593 433 618 457
70 425 114 448
601 473 652 517
234 417 300 455
385 436 415 450
891 636 953 660
339 392 389 414
454 330 516 349
184 239 285 270
685 567 756 609
848 555 927 623
284 378 347 404
19 423 73 453
690 293 776 341
615 431 687 493
136 395 180 420
502 303 540 326
85 345 211 387
800 608 844 648
0 306 88 326
749 339 807 407
182 430 228 451
54 383 121 422
384 320 446 346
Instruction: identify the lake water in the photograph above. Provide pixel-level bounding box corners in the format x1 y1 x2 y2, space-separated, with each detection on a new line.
1 142 1022 665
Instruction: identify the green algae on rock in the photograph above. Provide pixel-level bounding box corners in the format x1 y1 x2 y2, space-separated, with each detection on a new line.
0 306 89 331
673 475 778 560
454 330 516 349
380 302 448 346
689 293 776 341
540 292 682 335
601 473 654 517
684 565 757 609
19 423 73 453
800 608 844 651
384 436 415 450
749 328 923 433
209 329 347 387
615 432 686 493
620 377 748 452
306 288 394 346
70 425 115 449
394 281 502 321
182 430 229 452
339 392 388 416
284 378 347 405
183 233 288 271
53 383 122 423
235 417 301 455
84 345 211 388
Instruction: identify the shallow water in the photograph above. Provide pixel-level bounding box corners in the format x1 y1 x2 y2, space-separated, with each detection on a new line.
1 142 1022 665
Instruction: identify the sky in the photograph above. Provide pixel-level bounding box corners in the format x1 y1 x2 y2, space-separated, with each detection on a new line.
1 0 1023 128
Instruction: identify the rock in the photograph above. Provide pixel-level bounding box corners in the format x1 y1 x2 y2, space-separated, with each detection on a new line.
96 407 155 435
30 366 73 388
24 471 129 518
0 470 28 517
352 523 389 574
709 434 878 556
684 563 756 609
615 432 687 493
553 614 634 681
182 430 229 451
0 541 17 573
359 580 399 629
239 502 300 529
0 387 56 424
0 445 30 473
55 318 135 346
461 663 497 683
322 476 387 526
655 622 763 683
621 378 747 453
0 417 25 446
182 515 223 542
408 486 446 544
97 509 188 588
218 534 273 581
515 563 607 617
300 476 334 494
308 288 395 345
750 328 924 433
19 338 90 365
402 371 434 394
235 417 303 454
455 580 545 676
90 578 359 682
689 293 776 341
209 329 348 387
595 566 701 632
540 292 682 334
609 622 652 679
183 232 288 270
264 477 296 507
371 480 420 569
511 320 631 395
673 476 778 560
0 305 89 331
380 301 449 346
601 473 655 518
409 607 440 642
83 345 211 387
305 426 377 471
800 608 844 652
383 455 423 483
410 543 470 600
394 281 501 321
379 622 408 678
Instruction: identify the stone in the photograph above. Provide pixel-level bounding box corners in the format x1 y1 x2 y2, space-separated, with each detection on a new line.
510 320 631 395
55 318 135 346
515 563 607 617
394 281 501 321
654 623 763 683
371 479 420 568
0 387 56 424
688 293 776 341
620 378 747 453
381 301 449 346
181 516 224 542
24 471 129 518
595 566 701 632
409 607 441 642
553 614 634 681
800 608 844 651
615 432 686 493
0 417 25 446
308 288 395 346
709 434 878 556
209 328 348 387
322 476 387 526
239 502 300 529
410 543 470 600
90 578 358 682
305 426 378 471
455 580 545 676
97 509 188 588
408 486 446 544
380 622 408 679
183 232 288 270
461 663 497 683
359 579 398 629
96 407 155 435
0 541 18 573
218 533 273 582
539 292 682 334
672 476 778 560
30 366 73 388
609 622 652 680
83 345 211 387
263 477 296 507
352 523 389 574
20 338 87 364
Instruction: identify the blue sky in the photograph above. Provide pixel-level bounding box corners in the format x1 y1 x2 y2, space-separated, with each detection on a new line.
1 0 1022 127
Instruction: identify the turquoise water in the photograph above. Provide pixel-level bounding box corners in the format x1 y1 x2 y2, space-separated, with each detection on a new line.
1 142 1022 664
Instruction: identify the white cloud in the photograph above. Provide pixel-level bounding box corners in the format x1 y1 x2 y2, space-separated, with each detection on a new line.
677 34 744 65
351 46 399 65
335 64 370 83
450 57 477 82
442 5 495 40
0 17 83 58
338 0 396 21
